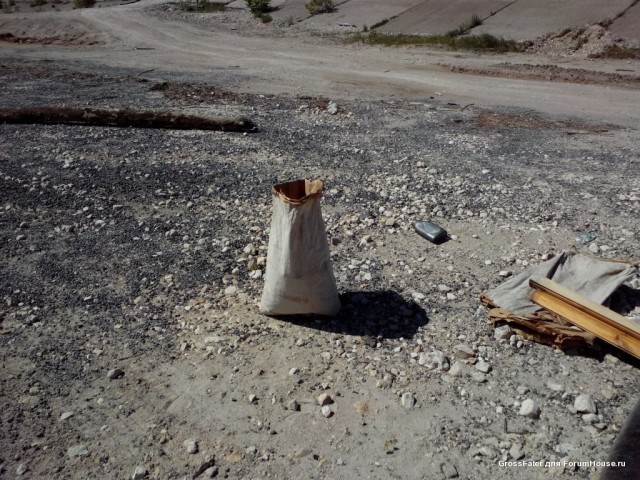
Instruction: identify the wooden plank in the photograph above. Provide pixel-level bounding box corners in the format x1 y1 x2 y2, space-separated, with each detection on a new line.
530 277 640 360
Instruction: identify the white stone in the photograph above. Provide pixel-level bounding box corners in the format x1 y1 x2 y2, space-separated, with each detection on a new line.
509 443 524 460
454 344 475 359
475 361 491 373
184 439 198 454
401 392 416 409
494 325 512 341
68 444 90 458
418 350 449 371
132 466 148 480
321 405 333 417
107 368 124 380
317 393 334 406
546 381 564 392
518 399 540 419
582 413 598 424
441 462 458 478
448 361 465 377
59 411 74 421
574 394 597 414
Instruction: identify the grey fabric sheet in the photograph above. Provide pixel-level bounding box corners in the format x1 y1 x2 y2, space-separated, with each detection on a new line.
486 251 636 315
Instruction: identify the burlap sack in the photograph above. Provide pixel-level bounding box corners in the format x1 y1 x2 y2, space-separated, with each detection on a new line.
259 179 341 316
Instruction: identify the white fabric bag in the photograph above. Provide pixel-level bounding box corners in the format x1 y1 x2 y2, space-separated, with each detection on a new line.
259 179 341 316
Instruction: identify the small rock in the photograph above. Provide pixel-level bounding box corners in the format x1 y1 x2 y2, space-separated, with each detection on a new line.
401 392 416 409
321 405 333 418
589 242 599 253
249 394 258 404
437 284 451 292
498 270 512 278
132 466 148 480
68 444 90 458
107 368 124 380
509 443 524 460
360 235 372 245
441 462 458 478
494 325 512 341
204 467 218 478
326 101 338 115
446 292 457 301
582 413 598 424
16 463 27 476
59 411 74 421
448 361 465 377
418 350 449 371
574 394 597 414
478 446 497 458
317 393 334 406
288 367 300 375
453 344 474 359
546 381 564 392
287 400 301 411
224 285 238 296
556 442 576 455
516 385 529 395
474 360 491 373
246 446 258 456
184 439 198 454
518 399 540 419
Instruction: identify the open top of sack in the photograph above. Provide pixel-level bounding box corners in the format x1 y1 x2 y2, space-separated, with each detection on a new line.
272 179 324 205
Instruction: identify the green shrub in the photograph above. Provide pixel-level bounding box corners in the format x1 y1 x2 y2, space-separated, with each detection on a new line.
305 0 334 15
350 32 520 53
74 0 95 8
245 0 270 14
179 0 226 11
257 12 271 22
447 12 482 37
370 18 388 30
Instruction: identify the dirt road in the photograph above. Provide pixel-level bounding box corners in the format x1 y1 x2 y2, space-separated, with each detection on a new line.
1 0 639 128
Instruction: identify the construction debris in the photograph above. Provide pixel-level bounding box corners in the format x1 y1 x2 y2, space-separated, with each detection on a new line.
530 277 640 360
481 251 637 351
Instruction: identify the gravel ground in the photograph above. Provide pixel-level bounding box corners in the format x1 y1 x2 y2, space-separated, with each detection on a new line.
1 58 640 480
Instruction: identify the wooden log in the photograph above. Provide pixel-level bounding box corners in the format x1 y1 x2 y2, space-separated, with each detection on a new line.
530 277 640 360
0 107 255 132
